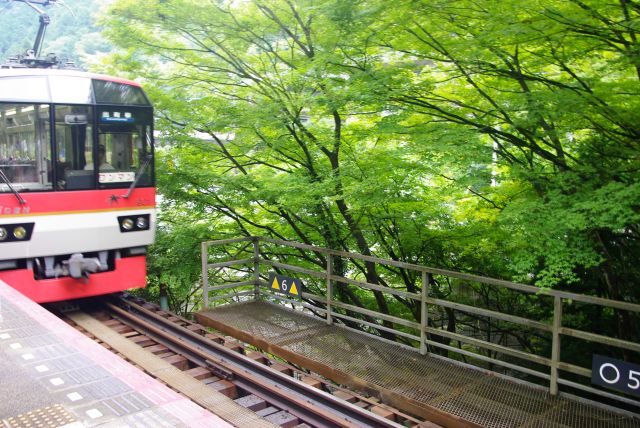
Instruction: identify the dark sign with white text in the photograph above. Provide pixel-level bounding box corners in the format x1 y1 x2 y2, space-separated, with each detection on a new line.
268 273 302 297
591 354 640 397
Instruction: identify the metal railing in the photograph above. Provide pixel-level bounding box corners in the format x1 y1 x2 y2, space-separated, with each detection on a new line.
201 236 640 408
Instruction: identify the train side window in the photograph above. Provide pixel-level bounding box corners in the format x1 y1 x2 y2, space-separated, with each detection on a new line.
54 105 94 190
0 103 52 192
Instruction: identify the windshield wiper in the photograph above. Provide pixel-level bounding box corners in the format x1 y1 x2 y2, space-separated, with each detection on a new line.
0 168 26 204
121 154 153 199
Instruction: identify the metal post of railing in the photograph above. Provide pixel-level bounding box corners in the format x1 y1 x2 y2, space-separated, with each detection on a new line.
550 295 562 395
253 237 261 301
420 271 431 355
326 254 333 325
201 241 209 309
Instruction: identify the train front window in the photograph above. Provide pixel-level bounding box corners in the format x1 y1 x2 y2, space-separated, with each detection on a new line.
0 103 52 192
93 80 149 105
97 107 153 188
54 105 95 190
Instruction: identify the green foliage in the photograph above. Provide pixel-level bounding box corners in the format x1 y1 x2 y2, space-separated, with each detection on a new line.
100 0 638 348
385 0 640 298
140 203 214 313
0 0 112 66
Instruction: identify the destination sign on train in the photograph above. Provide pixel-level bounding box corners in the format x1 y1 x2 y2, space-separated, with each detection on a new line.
101 111 135 123
268 273 302 297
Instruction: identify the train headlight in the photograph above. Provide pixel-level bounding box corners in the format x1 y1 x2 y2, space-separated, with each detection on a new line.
117 214 150 233
136 216 148 229
0 223 34 242
121 218 134 231
13 226 27 240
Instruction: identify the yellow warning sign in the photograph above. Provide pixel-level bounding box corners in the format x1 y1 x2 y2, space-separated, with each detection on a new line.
268 273 302 297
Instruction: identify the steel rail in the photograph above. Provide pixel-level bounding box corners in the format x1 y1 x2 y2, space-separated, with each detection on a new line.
255 237 640 311
107 296 404 428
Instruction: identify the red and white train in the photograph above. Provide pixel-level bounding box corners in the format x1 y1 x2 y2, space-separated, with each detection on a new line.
0 68 155 302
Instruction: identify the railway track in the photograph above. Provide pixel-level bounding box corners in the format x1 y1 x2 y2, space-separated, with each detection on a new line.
55 295 438 428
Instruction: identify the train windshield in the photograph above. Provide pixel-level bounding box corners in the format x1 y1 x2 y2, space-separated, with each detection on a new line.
96 107 153 189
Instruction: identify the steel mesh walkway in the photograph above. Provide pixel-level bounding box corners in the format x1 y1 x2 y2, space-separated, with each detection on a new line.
196 300 640 428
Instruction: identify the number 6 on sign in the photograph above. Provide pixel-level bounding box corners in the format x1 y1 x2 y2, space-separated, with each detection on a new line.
268 273 302 297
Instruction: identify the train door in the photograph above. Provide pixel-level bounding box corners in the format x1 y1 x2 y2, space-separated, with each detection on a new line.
54 105 95 190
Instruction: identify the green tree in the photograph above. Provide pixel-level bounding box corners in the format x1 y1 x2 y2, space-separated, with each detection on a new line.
101 0 639 354
101 0 498 324
387 0 640 345
0 0 112 66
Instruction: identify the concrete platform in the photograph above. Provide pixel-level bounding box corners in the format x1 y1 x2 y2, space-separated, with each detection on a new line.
197 300 640 428
0 280 232 428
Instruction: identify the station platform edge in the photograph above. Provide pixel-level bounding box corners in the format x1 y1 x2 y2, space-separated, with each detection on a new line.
0 280 232 428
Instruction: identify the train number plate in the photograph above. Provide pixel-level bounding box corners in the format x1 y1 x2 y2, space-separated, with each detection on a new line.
99 172 135 183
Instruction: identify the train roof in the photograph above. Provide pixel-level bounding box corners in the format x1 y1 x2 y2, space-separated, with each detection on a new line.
0 68 151 106
0 68 142 87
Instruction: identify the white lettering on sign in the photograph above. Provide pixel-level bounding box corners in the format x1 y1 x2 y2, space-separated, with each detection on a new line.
592 354 640 397
268 273 301 296
629 370 640 390
99 172 135 183
599 363 620 384
0 206 30 215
